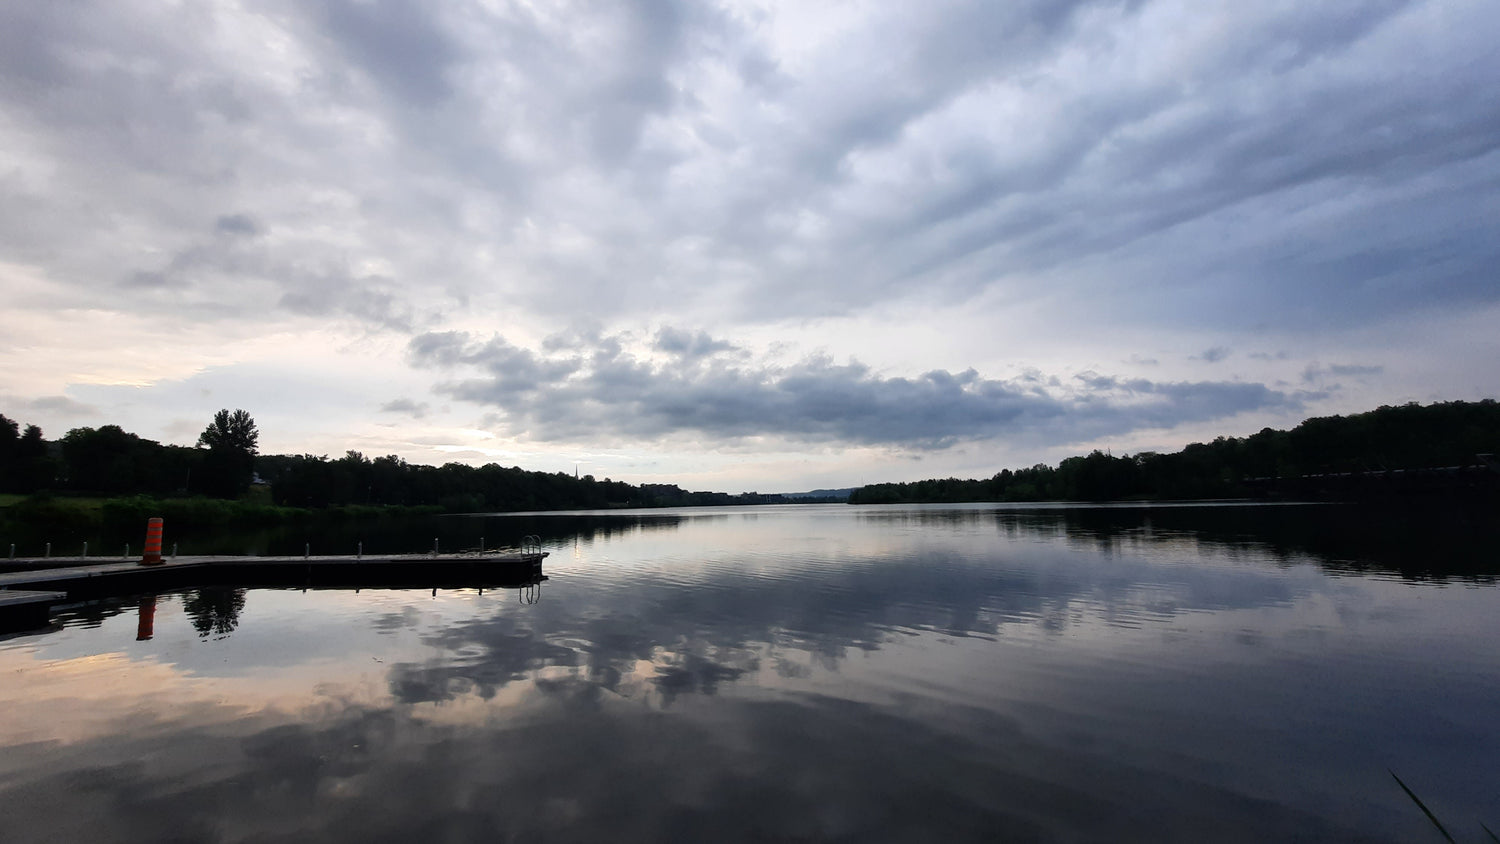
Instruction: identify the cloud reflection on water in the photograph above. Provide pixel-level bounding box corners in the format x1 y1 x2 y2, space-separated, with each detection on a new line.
1 504 1496 842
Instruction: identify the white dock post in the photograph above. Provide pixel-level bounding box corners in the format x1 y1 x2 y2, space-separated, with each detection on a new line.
81 541 87 559
45 542 50 558
357 541 363 560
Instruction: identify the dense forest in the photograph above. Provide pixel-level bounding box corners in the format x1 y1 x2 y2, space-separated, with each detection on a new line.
850 400 1500 504
256 453 787 511
3 399 1496 514
0 409 791 512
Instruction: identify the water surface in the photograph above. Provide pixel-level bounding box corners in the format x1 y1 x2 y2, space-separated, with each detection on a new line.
2 502 1497 842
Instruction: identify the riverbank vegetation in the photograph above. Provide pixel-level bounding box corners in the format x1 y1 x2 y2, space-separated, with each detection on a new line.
0 408 798 539
3 400 1495 532
850 399 1500 504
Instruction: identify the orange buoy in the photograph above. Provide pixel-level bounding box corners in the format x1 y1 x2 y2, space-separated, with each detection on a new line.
140 517 164 566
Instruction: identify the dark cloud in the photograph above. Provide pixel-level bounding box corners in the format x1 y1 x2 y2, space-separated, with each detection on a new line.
312 0 463 108
408 332 582 398
653 327 738 360
379 398 429 418
278 277 419 333
1 0 1496 338
1328 364 1384 377
214 214 261 237
1196 347 1231 363
1302 362 1385 384
689 1 1500 327
410 331 1296 448
25 395 97 416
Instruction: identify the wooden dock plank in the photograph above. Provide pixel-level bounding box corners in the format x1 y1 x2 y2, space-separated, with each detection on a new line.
0 553 549 629
0 589 69 632
0 552 548 595
0 590 69 608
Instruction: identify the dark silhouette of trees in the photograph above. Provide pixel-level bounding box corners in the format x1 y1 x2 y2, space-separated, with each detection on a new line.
183 588 247 638
17 424 49 492
851 400 1500 504
0 413 16 484
197 409 259 498
1 420 57 493
198 409 259 453
252 452 779 511
4 398 1494 511
61 425 151 494
55 425 195 496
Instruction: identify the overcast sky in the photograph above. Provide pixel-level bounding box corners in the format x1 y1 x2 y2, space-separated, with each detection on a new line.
2 0 1496 492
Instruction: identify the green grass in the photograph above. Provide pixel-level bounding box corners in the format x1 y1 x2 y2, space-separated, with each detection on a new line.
1 492 448 540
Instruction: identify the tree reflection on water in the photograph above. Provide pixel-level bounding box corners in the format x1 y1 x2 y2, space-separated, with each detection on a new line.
182 587 247 639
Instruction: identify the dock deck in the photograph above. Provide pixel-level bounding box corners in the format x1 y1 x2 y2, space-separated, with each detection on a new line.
0 551 549 605
0 589 70 632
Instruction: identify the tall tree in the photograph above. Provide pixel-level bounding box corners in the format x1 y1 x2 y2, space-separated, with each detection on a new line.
198 409 259 454
16 424 55 492
0 413 18 492
197 409 259 498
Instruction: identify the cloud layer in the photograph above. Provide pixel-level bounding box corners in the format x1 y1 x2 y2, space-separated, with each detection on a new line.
1 0 1496 484
409 329 1295 449
3 0 1497 329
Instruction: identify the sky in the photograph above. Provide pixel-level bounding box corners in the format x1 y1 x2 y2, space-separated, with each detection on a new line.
1 0 1497 493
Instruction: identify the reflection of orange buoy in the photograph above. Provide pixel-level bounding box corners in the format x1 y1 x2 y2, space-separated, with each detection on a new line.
140 518 164 566
136 596 156 641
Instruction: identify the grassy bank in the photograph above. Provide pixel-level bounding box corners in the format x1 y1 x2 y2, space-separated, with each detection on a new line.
0 492 444 541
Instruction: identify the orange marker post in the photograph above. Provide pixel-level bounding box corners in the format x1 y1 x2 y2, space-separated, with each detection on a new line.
140 517 164 566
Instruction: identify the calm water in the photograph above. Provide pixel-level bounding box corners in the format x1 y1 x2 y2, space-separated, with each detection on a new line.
2 502 1497 842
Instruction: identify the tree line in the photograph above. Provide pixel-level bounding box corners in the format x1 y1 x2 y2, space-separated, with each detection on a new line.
849 399 1500 504
6 399 1495 511
256 452 785 510
0 409 259 499
0 409 788 511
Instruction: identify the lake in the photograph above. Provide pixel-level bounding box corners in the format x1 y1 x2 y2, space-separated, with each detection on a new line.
1 502 1497 842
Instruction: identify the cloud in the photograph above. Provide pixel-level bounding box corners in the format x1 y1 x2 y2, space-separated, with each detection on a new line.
1302 362 1385 384
311 0 463 109
25 395 98 416
652 327 738 360
378 398 429 419
1327 364 1384 377
4 0 1496 339
214 214 262 237
278 276 421 333
1 0 1497 485
1195 347 1231 364
409 331 1296 449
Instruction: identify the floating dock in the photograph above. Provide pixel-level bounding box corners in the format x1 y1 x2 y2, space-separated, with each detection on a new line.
0 589 69 632
0 551 549 628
